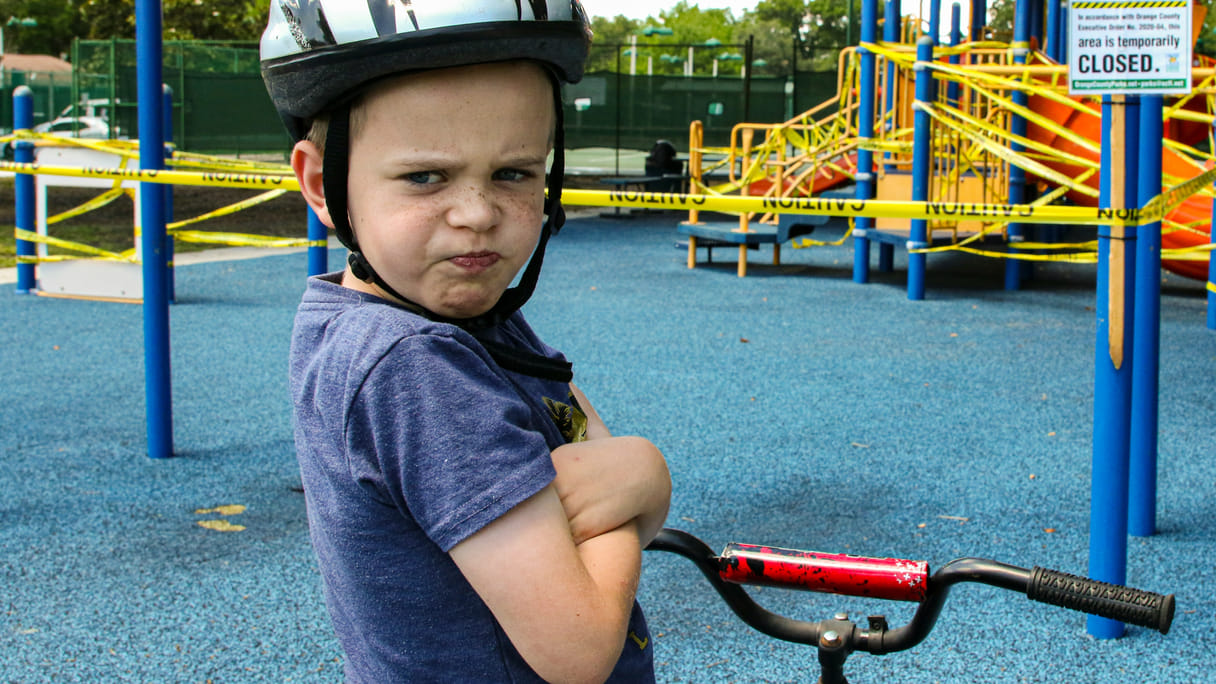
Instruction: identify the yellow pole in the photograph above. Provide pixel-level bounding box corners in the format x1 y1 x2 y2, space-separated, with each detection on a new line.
688 120 703 225
687 120 704 270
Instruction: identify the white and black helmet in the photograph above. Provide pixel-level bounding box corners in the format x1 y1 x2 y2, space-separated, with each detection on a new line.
259 0 590 381
261 0 591 140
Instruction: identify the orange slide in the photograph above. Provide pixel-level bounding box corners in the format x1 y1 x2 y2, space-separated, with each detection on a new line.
745 150 860 198
1026 94 1212 281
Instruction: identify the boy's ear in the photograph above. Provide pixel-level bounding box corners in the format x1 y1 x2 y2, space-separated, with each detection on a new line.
291 140 334 229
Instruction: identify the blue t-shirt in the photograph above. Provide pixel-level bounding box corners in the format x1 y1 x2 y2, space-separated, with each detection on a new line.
289 273 654 683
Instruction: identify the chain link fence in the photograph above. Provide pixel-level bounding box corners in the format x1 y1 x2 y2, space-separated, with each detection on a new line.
3 38 844 161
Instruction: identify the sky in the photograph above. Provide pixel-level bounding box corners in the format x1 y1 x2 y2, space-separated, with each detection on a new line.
579 1 759 22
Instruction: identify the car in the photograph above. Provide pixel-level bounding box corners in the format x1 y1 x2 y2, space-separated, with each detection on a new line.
32 115 110 139
2 115 111 160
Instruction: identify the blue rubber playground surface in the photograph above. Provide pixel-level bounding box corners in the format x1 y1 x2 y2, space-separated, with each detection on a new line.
2 213 1213 682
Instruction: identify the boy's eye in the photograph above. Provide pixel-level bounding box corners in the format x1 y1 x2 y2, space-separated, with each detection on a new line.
404 171 443 185
493 168 533 182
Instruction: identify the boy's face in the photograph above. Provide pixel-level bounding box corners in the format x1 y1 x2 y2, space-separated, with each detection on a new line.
343 62 554 319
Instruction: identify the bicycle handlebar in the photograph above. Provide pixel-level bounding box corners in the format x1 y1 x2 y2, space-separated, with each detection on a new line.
1026 566 1175 635
647 527 1175 656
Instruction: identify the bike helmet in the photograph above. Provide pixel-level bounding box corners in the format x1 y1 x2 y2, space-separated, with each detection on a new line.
260 0 591 380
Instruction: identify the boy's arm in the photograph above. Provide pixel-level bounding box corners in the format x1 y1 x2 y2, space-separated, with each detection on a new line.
557 384 670 546
551 436 670 546
449 485 642 684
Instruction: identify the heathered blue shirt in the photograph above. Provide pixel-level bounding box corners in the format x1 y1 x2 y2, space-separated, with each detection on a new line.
289 273 654 683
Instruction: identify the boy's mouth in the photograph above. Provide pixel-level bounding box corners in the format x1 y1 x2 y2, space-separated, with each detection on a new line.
449 251 500 272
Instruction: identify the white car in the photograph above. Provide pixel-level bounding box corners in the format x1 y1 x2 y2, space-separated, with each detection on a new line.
32 115 110 139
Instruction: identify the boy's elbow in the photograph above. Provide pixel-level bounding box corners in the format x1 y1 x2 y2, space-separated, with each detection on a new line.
526 627 630 684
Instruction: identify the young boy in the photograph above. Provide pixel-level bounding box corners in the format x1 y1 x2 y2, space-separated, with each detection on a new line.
260 2 671 682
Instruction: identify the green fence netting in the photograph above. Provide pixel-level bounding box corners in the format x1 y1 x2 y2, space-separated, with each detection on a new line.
0 70 75 133
3 39 842 161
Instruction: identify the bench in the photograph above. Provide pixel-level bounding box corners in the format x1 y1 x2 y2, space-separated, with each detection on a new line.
677 213 828 277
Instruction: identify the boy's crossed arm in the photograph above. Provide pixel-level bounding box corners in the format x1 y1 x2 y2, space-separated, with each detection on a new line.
449 385 670 684
554 384 670 546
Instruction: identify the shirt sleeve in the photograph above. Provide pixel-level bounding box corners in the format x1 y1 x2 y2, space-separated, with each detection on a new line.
344 330 558 552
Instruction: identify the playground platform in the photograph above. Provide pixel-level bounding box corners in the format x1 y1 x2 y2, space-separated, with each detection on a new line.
2 214 1212 682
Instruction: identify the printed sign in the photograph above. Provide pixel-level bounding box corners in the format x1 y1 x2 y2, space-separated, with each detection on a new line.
1068 0 1192 95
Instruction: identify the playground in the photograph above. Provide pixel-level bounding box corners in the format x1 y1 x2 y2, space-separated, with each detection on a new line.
2 0 1215 680
2 215 1213 680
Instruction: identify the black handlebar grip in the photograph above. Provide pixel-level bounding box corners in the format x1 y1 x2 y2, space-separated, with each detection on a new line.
1027 566 1175 634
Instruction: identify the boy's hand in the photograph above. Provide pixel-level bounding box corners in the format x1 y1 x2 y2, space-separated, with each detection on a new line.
551 436 671 546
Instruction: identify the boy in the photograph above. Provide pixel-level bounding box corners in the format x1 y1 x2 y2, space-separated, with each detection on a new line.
260 2 672 682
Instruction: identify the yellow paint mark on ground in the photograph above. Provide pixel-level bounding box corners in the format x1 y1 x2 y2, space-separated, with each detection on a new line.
196 520 246 532
194 504 246 516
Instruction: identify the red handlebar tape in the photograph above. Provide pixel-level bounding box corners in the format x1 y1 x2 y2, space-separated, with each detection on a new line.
719 543 930 602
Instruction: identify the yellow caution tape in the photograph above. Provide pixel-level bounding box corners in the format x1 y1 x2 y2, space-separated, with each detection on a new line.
563 188 1143 225
46 188 128 225
1142 165 1216 222
916 102 1100 199
14 228 134 262
167 189 288 231
0 160 299 190
172 230 321 249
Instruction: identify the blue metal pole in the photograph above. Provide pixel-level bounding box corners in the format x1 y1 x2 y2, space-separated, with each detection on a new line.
908 37 935 301
137 0 173 459
854 0 879 284
1209 231 1216 330
1005 0 1031 290
1210 117 1216 331
948 3 962 107
970 0 987 41
882 0 901 173
1058 3 1068 64
163 84 176 305
1088 94 1137 639
1029 0 1043 51
1129 94 1162 537
13 85 36 294
1045 0 1061 61
307 207 328 276
929 0 942 44
874 0 902 273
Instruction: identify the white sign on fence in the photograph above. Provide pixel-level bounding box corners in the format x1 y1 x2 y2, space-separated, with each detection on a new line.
1068 0 1192 95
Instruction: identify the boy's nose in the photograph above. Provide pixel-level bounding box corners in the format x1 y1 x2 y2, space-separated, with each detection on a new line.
446 184 498 232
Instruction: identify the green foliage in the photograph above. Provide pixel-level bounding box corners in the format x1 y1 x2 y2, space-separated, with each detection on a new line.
586 0 836 76
731 14 795 75
986 0 1014 41
0 0 265 58
1195 1 1215 59
0 0 89 57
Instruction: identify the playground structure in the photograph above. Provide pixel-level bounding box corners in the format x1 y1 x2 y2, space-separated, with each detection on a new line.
677 0 1215 287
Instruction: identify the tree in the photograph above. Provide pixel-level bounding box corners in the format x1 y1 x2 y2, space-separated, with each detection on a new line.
587 14 641 72
0 0 267 58
77 0 265 42
0 0 89 58
985 0 1015 41
1198 2 1216 59
656 2 739 75
586 3 742 76
753 0 855 70
730 14 794 76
